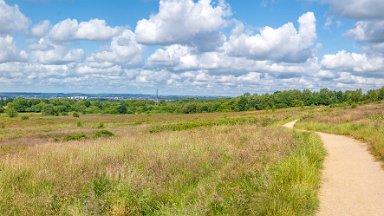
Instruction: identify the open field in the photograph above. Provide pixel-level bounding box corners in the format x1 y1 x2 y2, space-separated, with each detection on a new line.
296 102 384 161
0 108 325 215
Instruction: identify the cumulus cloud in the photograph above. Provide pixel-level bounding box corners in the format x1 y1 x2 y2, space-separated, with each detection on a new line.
321 50 384 73
224 12 317 62
0 0 29 34
320 0 384 20
30 48 84 65
76 65 123 75
87 29 144 66
345 20 384 49
50 18 122 41
0 35 26 63
147 43 321 78
31 20 51 37
28 38 84 64
135 0 229 50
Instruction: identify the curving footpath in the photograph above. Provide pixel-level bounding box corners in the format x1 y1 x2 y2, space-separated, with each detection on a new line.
284 120 384 216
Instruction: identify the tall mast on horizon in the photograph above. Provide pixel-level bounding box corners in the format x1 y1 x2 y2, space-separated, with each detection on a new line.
156 88 159 105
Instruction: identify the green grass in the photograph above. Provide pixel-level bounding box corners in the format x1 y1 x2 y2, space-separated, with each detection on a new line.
255 131 326 216
149 117 260 133
94 130 114 138
0 108 326 215
296 103 384 161
63 133 88 141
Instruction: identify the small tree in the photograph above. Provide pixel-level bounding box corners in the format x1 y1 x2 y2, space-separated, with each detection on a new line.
42 104 59 116
117 105 127 114
6 107 18 118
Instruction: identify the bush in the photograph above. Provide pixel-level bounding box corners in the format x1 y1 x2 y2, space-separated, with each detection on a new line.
21 116 29 120
63 133 87 141
94 130 114 138
6 108 18 118
73 112 80 118
97 123 105 129
42 104 59 116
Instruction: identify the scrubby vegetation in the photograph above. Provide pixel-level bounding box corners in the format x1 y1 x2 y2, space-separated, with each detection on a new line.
296 103 384 161
1 87 383 116
0 106 325 215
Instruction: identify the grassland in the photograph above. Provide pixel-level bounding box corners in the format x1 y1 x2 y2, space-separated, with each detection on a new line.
0 107 325 215
296 102 384 161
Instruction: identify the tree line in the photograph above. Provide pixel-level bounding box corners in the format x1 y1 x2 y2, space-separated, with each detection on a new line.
0 87 383 117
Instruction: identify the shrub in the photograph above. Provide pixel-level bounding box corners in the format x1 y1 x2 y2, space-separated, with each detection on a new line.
97 123 105 129
94 130 114 138
21 116 29 120
42 104 59 116
63 133 87 141
6 108 18 118
73 112 80 118
261 117 274 127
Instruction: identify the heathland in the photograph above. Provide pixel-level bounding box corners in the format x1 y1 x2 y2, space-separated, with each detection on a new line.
0 106 327 215
0 91 383 215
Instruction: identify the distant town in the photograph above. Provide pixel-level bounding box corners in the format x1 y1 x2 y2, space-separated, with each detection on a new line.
0 92 228 101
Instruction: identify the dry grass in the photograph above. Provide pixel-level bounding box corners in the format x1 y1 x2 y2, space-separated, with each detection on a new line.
0 125 293 215
297 102 384 160
0 108 324 215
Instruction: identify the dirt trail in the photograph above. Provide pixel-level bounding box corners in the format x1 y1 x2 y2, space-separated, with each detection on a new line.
284 120 384 216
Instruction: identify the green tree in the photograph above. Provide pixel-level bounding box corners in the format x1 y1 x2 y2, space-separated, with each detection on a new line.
42 104 59 116
117 105 127 114
5 103 18 118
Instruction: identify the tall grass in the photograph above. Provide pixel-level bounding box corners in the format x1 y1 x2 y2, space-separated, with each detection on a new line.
0 124 296 215
0 108 325 215
254 131 326 215
296 103 384 161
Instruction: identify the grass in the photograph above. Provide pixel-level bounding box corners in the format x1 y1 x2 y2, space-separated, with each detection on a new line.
296 102 384 161
149 117 259 133
255 131 326 216
0 108 325 215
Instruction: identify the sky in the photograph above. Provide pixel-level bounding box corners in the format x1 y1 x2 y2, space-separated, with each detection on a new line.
0 0 383 96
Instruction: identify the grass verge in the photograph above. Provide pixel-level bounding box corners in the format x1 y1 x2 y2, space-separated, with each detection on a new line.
254 131 326 216
296 103 384 161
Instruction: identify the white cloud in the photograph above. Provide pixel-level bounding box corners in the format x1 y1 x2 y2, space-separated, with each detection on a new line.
50 18 122 41
31 20 51 37
28 39 84 64
76 65 123 74
30 48 84 65
345 20 384 44
135 0 229 49
335 72 384 87
0 35 25 62
0 0 29 34
147 44 195 67
87 30 144 65
224 12 317 62
321 50 384 73
321 0 384 19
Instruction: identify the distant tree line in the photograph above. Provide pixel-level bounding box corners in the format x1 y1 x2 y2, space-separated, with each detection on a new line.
0 87 383 117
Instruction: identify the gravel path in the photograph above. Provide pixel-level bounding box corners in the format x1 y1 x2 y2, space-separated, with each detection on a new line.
284 120 384 216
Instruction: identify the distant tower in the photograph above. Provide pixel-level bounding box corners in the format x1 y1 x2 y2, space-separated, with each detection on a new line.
156 88 159 105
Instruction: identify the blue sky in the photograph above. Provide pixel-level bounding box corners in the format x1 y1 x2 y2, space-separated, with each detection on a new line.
0 0 383 96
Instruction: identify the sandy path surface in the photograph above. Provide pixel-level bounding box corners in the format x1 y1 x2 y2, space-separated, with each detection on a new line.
284 120 384 216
